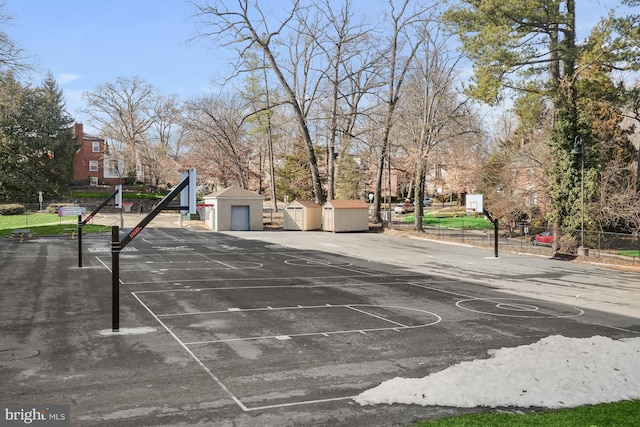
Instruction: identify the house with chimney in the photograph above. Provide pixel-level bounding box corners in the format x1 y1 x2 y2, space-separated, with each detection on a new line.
72 123 124 186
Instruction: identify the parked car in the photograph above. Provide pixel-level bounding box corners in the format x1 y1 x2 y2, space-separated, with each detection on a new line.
423 197 432 207
531 231 554 246
394 202 414 214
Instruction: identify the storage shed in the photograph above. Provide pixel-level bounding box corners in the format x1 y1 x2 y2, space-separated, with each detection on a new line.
283 200 322 231
322 199 369 232
202 186 264 231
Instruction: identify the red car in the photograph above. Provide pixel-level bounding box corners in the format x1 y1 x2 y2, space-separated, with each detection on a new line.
531 231 554 246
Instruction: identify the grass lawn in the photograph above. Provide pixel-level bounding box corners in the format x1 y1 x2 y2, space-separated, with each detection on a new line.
413 399 640 426
618 249 640 258
0 213 109 236
404 213 493 230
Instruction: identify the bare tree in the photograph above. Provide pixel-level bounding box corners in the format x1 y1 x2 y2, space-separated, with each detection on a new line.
308 0 377 200
151 94 188 157
371 0 431 223
82 76 157 181
182 93 255 189
192 0 324 203
0 2 30 74
593 159 640 234
143 94 186 186
397 17 472 231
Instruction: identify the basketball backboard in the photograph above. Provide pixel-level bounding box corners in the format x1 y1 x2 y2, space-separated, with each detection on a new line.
180 168 197 215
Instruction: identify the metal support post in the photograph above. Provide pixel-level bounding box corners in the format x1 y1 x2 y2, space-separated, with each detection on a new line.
78 214 83 268
494 218 499 258
111 226 120 332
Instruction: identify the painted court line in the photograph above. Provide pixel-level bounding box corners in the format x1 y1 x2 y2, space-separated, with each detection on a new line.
127 278 418 293
281 252 381 277
162 303 441 345
131 295 420 411
131 292 249 412
132 286 441 410
408 281 637 334
119 274 396 287
346 305 408 328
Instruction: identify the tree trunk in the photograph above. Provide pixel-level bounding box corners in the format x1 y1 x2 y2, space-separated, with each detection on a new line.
413 160 425 232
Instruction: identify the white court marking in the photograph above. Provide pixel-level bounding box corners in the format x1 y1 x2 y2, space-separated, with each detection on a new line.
455 297 584 318
410 282 584 319
282 253 379 277
155 303 441 345
284 258 354 267
131 284 442 412
97 257 263 272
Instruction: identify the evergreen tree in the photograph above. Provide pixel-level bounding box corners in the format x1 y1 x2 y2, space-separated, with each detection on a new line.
334 153 361 200
0 72 75 202
34 72 76 195
444 1 580 246
275 138 314 202
445 1 640 249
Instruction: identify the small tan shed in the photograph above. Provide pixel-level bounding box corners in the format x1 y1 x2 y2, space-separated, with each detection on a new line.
322 199 369 232
283 200 322 231
202 186 264 231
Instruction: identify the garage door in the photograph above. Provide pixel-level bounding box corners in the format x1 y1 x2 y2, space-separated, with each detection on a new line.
230 206 250 230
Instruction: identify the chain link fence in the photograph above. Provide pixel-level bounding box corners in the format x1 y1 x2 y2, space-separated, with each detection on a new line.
385 213 640 266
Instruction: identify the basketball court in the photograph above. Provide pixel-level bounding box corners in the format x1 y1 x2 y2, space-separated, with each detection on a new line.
79 224 639 416
2 189 639 426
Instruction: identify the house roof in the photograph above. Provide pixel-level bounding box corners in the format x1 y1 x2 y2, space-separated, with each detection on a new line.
323 199 369 209
204 186 264 199
83 133 103 142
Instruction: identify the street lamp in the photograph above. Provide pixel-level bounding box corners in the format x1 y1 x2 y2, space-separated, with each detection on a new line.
570 136 587 256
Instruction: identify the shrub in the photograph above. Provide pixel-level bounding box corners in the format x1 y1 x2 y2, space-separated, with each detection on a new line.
0 204 26 215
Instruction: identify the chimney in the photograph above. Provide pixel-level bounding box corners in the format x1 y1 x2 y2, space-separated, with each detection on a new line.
74 123 83 142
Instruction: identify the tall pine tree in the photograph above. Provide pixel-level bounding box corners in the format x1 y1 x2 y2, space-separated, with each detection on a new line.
0 72 75 202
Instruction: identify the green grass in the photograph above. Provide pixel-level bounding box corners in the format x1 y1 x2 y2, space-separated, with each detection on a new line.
404 214 493 230
0 213 109 236
618 249 640 257
413 399 640 427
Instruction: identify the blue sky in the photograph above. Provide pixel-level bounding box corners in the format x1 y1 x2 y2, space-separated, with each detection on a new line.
4 0 635 133
7 0 225 131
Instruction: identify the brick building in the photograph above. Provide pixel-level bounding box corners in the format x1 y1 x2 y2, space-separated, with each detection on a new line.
72 123 124 186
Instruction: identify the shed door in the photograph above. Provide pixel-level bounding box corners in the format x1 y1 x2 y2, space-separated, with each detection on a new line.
323 207 333 231
287 206 303 230
230 205 250 230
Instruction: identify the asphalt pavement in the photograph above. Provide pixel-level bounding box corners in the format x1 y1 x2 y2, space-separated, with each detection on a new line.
1 212 638 426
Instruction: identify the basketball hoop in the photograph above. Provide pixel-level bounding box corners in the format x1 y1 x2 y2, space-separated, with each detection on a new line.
122 201 134 212
196 204 214 221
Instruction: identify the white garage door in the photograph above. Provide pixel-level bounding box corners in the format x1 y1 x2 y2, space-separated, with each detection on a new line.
230 206 250 230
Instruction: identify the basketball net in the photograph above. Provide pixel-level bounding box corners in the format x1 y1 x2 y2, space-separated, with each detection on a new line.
196 204 214 221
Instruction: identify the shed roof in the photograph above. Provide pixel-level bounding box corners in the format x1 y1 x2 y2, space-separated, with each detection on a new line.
323 199 369 209
204 186 264 199
287 200 322 208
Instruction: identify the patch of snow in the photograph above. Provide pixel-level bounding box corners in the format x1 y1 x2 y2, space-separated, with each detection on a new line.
355 335 640 408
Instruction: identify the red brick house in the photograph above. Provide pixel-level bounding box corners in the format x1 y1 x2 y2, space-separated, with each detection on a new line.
72 123 124 186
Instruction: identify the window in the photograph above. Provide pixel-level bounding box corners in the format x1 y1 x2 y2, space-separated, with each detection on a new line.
89 160 99 172
90 177 98 186
92 141 100 152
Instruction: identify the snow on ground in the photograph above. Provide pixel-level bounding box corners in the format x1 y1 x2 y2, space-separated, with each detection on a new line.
355 335 640 409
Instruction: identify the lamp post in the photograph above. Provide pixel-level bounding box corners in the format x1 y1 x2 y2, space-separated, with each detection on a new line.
570 136 588 256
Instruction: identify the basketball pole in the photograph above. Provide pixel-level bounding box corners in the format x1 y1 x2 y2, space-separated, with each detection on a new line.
111 225 120 332
110 169 196 332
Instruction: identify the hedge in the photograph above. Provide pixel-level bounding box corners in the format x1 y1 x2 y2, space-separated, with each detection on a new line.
0 204 26 215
